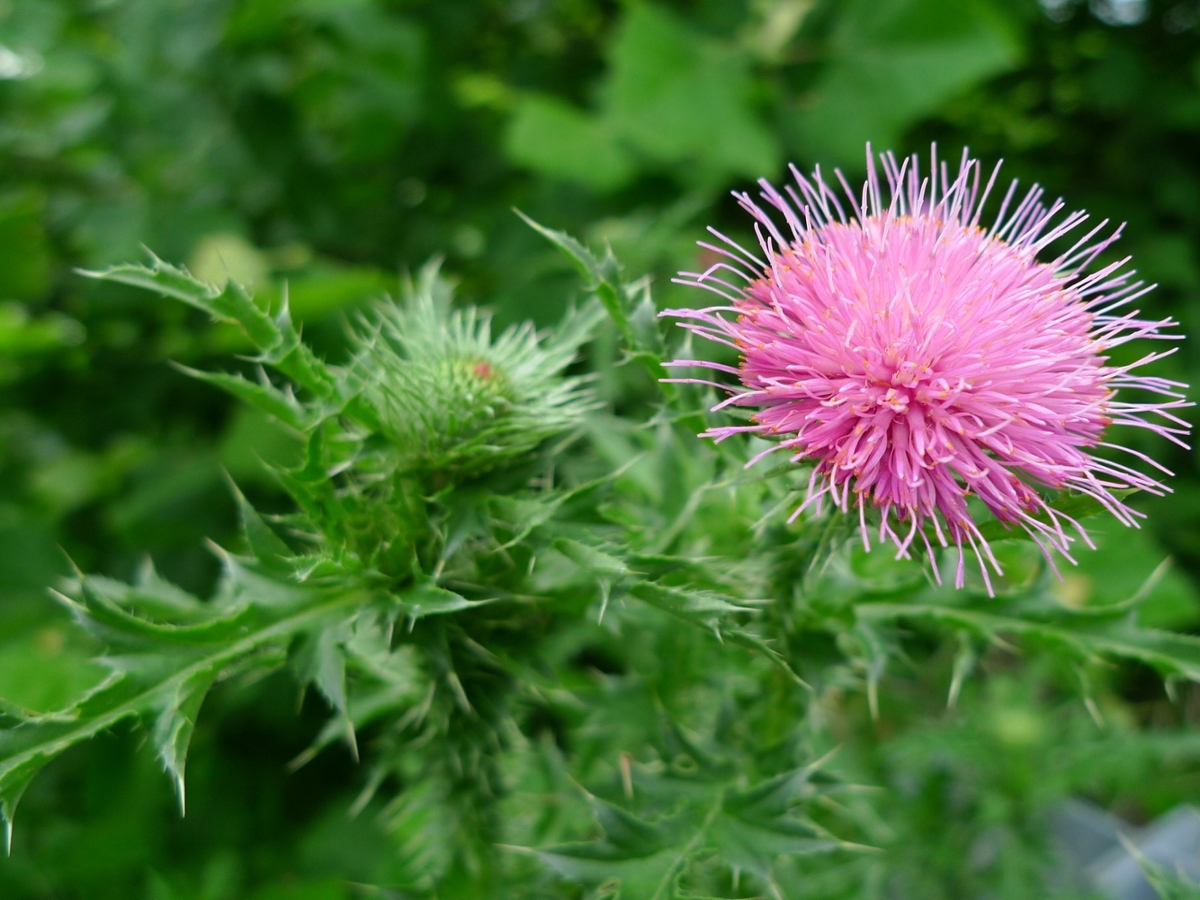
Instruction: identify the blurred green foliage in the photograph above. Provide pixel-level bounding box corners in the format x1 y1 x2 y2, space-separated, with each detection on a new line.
1 0 1199 897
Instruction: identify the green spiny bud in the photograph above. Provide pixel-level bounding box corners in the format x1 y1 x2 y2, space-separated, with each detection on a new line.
353 263 600 478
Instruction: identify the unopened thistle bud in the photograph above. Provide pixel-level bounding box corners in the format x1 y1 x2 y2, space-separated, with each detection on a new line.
357 265 597 477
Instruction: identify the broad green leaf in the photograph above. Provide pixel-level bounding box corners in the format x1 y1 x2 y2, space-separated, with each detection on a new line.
788 0 1021 166
606 4 779 180
507 94 636 191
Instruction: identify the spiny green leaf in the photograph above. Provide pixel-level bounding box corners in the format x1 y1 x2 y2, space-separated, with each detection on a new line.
80 254 279 347
491 494 566 550
273 428 348 543
536 748 860 898
0 570 365 844
291 623 351 716
589 795 666 856
490 459 642 552
536 844 680 892
553 538 631 580
723 752 840 820
715 757 854 879
0 751 46 854
548 296 609 361
857 601 1200 683
518 213 672 398
288 616 425 771
398 578 480 622
61 577 256 647
152 665 218 815
627 583 807 687
626 582 754 621
516 213 627 337
709 810 843 882
229 480 295 569
174 364 314 431
349 622 417 687
80 256 336 397
291 622 358 759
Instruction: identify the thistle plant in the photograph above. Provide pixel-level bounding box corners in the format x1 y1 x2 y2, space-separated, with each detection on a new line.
1 148 1198 899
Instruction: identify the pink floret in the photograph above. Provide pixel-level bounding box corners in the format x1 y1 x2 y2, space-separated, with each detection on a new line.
664 146 1191 593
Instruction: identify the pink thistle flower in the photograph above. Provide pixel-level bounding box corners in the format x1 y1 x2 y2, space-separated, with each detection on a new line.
664 146 1192 593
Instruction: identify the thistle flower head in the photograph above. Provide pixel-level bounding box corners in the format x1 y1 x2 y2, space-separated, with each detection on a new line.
666 146 1191 591
357 263 597 477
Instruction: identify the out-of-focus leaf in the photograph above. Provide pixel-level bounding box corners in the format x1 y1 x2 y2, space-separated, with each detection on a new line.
536 747 857 898
606 4 780 181
0 629 106 717
552 538 630 580
788 0 1021 166
507 95 636 191
0 189 51 301
857 601 1200 684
